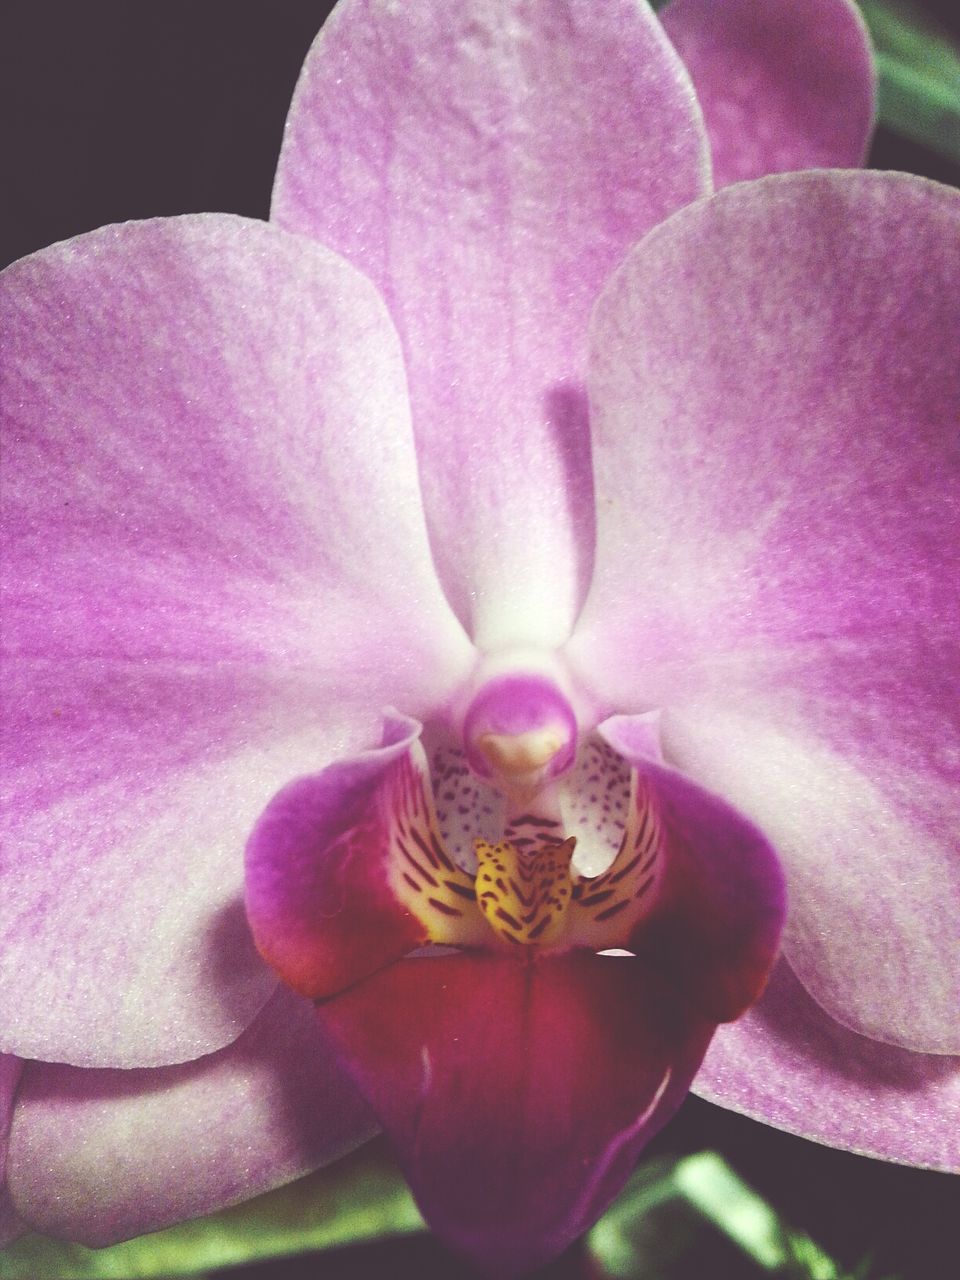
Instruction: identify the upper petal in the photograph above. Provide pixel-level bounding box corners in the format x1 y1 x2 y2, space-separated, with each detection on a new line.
660 0 874 186
569 171 960 1052
316 952 715 1275
695 960 960 1172
1 215 473 1066
273 0 710 649
6 986 376 1245
2 214 469 687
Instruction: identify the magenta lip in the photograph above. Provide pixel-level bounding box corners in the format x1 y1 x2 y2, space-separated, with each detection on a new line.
462 673 578 780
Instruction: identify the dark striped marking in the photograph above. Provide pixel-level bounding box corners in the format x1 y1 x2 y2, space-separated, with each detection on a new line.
607 850 644 885
527 915 553 941
398 842 439 887
579 888 616 909
634 873 656 900
411 827 441 869
594 899 630 923
445 879 477 901
427 898 463 917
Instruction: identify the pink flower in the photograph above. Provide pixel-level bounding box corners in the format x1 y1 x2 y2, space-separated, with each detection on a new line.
2 0 956 1274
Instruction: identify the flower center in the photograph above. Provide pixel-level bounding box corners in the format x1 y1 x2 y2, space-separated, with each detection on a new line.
475 830 577 948
462 672 577 808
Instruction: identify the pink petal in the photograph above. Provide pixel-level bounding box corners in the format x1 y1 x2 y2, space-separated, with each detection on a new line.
1 215 473 1066
570 171 960 1053
273 0 710 650
660 0 874 186
2 662 373 1068
2 214 469 683
246 714 430 999
6 987 376 1244
695 960 960 1172
598 717 785 1024
317 953 715 1275
0 1057 25 1246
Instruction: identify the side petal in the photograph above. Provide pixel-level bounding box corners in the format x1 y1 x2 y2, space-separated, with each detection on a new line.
695 960 960 1172
1 215 473 1067
316 953 715 1276
2 215 470 687
583 717 785 1024
273 0 710 649
6 987 376 1245
245 715 488 1000
1 1057 25 1246
660 0 874 186
570 172 960 1053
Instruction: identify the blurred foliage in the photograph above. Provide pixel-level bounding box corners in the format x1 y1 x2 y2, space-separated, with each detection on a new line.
0 1141 423 1279
587 1153 899 1280
860 1 960 162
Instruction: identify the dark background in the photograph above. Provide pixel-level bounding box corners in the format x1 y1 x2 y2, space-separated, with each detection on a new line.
1 3 957 1278
2 0 959 269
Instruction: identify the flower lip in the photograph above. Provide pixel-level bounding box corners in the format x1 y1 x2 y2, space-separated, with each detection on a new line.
462 673 578 789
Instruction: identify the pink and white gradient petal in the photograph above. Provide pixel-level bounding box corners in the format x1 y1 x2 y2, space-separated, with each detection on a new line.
569 171 960 1053
273 0 710 650
696 961 960 1172
660 0 874 187
1 215 473 1067
5 987 375 1245
0 1057 25 1246
316 952 714 1276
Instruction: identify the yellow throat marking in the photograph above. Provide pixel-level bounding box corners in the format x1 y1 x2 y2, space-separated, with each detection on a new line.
474 833 577 949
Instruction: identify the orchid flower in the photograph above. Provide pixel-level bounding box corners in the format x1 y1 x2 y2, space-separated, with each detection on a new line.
2 0 957 1274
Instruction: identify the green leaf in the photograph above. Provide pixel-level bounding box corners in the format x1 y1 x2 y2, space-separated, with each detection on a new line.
0 1141 424 1280
586 1151 870 1279
859 2 960 162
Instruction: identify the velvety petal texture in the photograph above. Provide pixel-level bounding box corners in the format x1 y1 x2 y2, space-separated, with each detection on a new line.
696 961 960 1172
660 0 874 186
0 1057 25 1246
273 0 710 649
317 954 714 1276
6 988 376 1244
570 172 960 1053
1 215 473 1067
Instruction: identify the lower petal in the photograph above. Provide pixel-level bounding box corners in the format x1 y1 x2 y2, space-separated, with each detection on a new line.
6 987 375 1245
316 952 715 1276
695 960 960 1172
